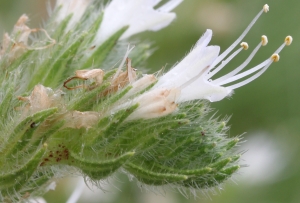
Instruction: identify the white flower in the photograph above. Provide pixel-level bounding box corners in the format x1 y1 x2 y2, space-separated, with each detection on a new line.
55 0 92 31
95 0 183 45
113 4 292 121
154 4 292 102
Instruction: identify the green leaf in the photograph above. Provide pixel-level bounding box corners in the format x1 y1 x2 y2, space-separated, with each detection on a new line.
87 104 139 146
70 151 134 180
27 121 65 154
124 162 188 185
68 82 110 111
0 145 46 191
81 26 129 69
43 32 88 87
52 14 73 39
0 85 14 121
1 108 57 157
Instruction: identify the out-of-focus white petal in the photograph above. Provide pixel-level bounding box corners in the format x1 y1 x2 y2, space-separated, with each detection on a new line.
27 197 47 203
157 0 183 12
55 0 92 30
95 0 181 44
45 181 57 192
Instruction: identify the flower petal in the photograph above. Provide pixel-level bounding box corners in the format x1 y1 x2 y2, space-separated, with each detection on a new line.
56 0 92 30
156 45 220 88
179 80 232 102
95 0 180 44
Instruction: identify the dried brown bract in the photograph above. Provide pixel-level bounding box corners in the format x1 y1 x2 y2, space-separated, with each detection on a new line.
18 84 64 115
0 14 55 61
63 111 99 129
107 58 137 94
64 69 104 90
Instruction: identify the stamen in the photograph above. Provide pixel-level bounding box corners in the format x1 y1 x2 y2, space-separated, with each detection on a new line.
261 35 268 46
113 45 135 81
263 4 269 13
217 58 271 86
241 42 249 50
207 42 248 78
274 36 293 54
214 36 268 84
217 35 291 88
271 53 279 62
209 4 269 69
285 36 293 46
227 61 272 90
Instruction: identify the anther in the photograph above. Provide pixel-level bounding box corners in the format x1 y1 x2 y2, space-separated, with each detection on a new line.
261 35 268 46
240 42 249 50
271 54 280 62
263 4 269 13
209 4 270 70
285 36 293 46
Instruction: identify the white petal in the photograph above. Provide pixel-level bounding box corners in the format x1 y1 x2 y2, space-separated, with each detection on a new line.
27 197 47 203
125 74 157 98
179 80 232 102
126 88 180 120
157 0 183 12
156 45 220 88
95 0 180 44
55 0 92 31
195 29 213 48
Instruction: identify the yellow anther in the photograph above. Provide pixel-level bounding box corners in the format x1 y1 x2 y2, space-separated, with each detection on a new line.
261 35 268 46
43 143 48 148
271 54 280 62
240 42 249 50
285 36 293 46
263 4 269 13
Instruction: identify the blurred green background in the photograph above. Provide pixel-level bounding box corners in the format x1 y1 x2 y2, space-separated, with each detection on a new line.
0 0 299 202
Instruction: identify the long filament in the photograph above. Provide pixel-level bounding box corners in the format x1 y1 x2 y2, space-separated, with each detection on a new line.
227 61 272 90
209 6 268 69
214 41 262 84
218 58 270 86
207 47 244 78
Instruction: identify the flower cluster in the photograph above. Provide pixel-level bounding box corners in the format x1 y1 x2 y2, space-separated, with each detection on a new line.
0 1 292 202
